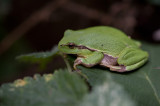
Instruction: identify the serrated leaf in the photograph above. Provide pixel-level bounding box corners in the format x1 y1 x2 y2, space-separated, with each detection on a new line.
80 42 160 106
0 70 88 106
16 46 59 69
79 74 136 106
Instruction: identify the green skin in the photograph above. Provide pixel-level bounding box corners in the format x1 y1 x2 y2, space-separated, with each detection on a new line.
58 26 149 72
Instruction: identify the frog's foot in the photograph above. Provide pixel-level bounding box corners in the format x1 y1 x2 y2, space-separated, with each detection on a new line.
73 57 96 70
106 65 126 72
73 52 104 70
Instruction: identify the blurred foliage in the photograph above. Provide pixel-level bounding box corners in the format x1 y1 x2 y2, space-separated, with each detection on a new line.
0 0 11 16
0 0 11 39
0 70 88 106
0 70 136 106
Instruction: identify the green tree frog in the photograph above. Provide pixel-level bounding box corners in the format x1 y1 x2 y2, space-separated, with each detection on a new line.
58 26 149 72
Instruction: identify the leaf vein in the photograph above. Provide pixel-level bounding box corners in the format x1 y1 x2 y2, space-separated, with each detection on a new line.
144 73 160 105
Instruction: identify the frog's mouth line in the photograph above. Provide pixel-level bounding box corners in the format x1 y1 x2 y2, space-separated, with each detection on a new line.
61 43 126 72
60 43 96 51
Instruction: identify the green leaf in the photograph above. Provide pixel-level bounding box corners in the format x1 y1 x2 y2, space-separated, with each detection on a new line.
80 42 160 106
17 46 59 62
0 70 88 106
79 74 136 106
0 69 135 106
16 46 59 69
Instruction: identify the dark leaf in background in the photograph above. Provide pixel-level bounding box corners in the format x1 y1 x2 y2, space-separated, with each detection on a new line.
147 0 160 6
16 46 59 69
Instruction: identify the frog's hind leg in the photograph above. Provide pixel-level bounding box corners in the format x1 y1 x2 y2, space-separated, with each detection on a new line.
116 47 149 72
73 52 104 70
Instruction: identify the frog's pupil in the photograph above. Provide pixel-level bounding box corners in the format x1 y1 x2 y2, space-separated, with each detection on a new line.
68 45 74 49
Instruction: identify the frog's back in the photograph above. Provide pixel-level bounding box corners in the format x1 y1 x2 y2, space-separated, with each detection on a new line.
59 26 139 57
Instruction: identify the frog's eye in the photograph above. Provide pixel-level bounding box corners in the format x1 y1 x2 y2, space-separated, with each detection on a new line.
67 43 75 49
68 45 75 49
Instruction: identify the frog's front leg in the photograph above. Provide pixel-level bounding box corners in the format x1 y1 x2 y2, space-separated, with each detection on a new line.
73 52 104 70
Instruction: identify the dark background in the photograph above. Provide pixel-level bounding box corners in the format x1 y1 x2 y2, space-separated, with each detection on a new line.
0 0 160 84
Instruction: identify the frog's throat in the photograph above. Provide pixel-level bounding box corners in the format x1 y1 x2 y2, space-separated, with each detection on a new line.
100 54 126 72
